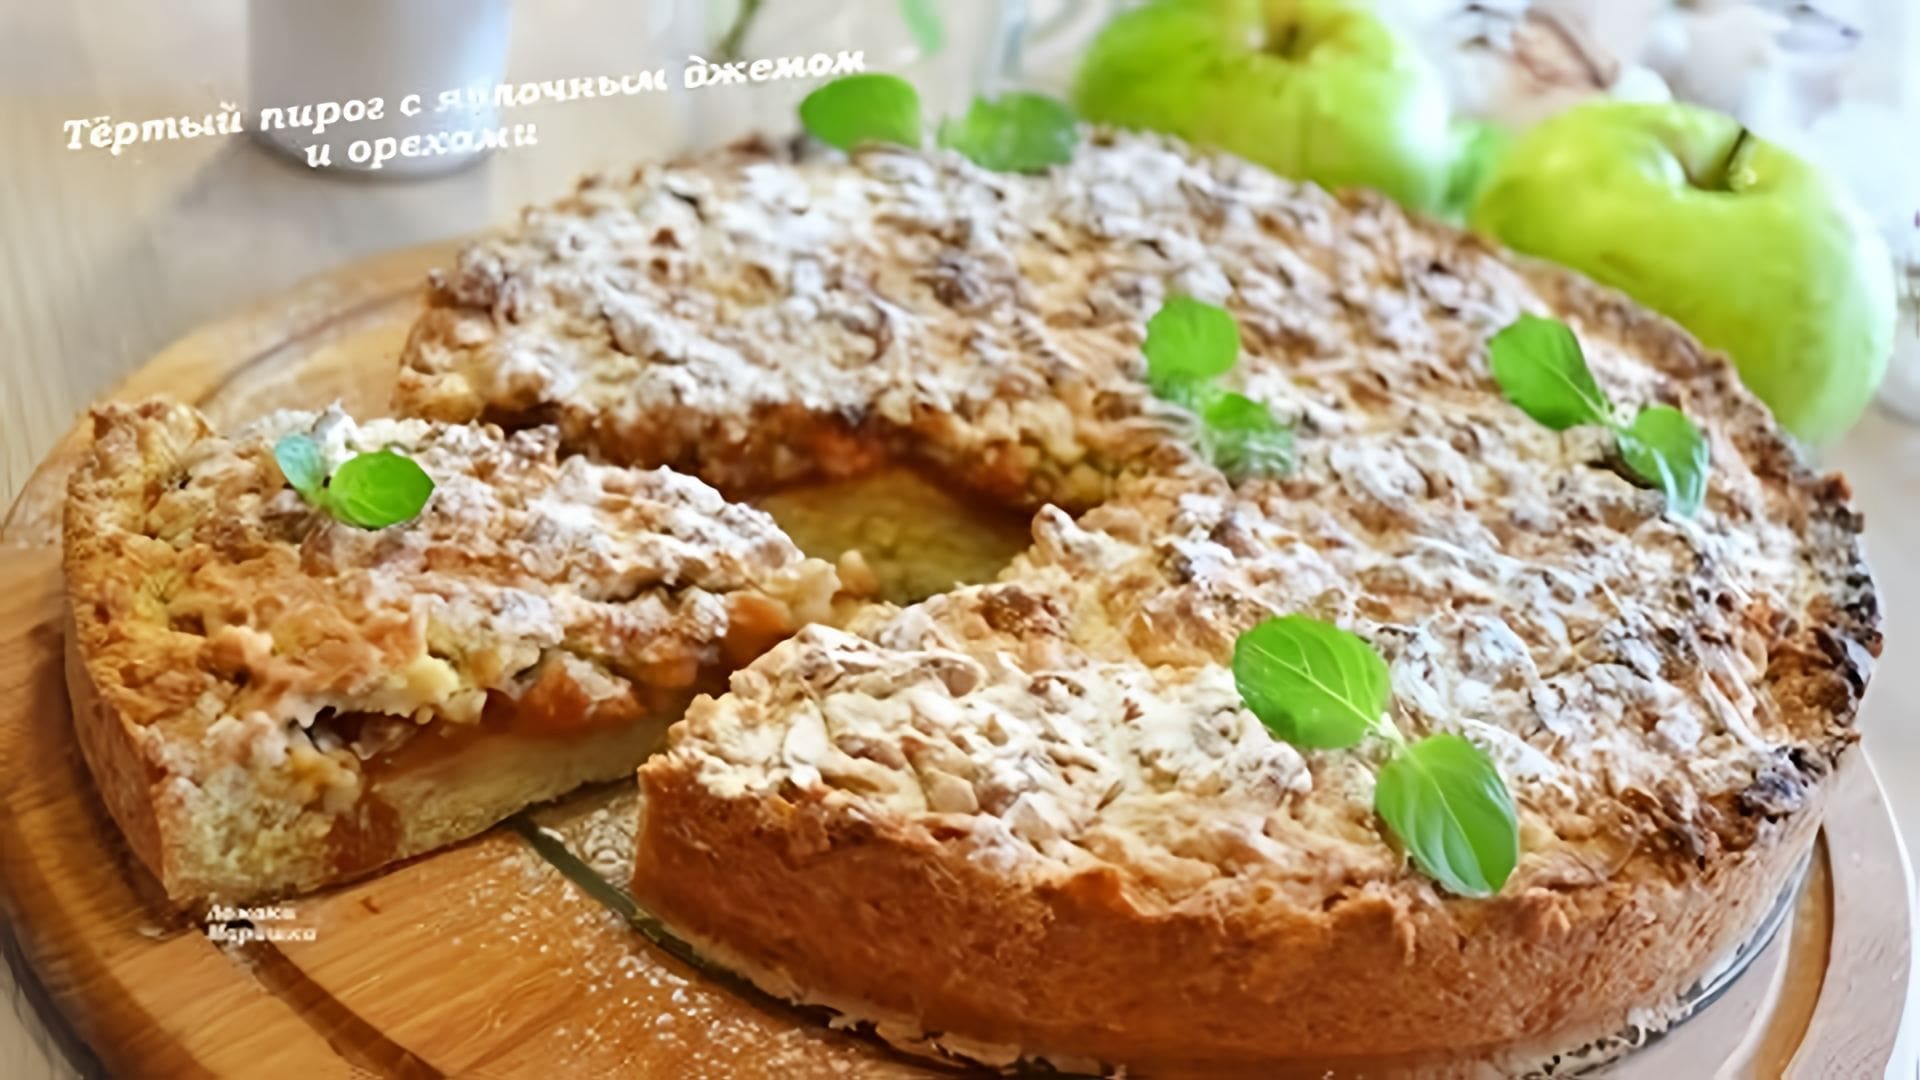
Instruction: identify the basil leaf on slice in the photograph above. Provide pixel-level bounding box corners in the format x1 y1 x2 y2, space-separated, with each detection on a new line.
273 434 327 501
324 449 435 530
1374 733 1519 898
1232 615 1390 750
1488 313 1613 431
1617 404 1710 518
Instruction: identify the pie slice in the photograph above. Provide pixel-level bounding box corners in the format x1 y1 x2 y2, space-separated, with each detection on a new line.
63 400 850 903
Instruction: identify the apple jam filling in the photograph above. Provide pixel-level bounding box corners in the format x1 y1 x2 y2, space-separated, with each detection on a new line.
752 465 1033 605
260 567 819 876
303 642 749 878
291 465 1029 878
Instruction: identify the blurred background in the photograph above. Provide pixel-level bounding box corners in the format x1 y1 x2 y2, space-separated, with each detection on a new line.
2 1 1918 1075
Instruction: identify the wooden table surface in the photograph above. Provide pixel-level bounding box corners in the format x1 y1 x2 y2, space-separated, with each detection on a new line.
2 2 1916 1077
0 3 696 1075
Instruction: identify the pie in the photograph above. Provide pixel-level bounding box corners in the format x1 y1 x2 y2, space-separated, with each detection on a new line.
63 401 850 902
396 131 1878 1071
65 123 1879 1071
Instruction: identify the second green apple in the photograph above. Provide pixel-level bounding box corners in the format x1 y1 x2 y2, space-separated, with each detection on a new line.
1472 101 1895 445
1073 0 1452 213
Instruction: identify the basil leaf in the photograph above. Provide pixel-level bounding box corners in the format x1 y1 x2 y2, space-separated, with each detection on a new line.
1488 314 1712 513
1201 391 1294 480
324 450 435 530
1153 372 1218 413
1232 615 1390 750
1140 297 1294 478
273 434 326 500
1374 733 1519 898
1144 296 1239 394
899 0 945 56
1618 404 1710 518
1488 314 1613 431
937 92 1079 174
798 74 922 152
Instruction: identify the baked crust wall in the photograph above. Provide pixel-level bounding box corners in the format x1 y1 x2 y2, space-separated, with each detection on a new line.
634 765 1822 1072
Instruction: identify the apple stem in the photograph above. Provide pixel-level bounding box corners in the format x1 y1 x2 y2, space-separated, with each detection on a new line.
1713 127 1754 191
1269 21 1302 59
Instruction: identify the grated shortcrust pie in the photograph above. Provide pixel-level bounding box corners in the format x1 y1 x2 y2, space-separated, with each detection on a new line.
58 125 1879 1071
64 402 847 902
396 130 1878 1070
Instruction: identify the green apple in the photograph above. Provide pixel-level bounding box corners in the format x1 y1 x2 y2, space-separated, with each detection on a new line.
1471 101 1895 445
1073 0 1453 214
1441 118 1512 222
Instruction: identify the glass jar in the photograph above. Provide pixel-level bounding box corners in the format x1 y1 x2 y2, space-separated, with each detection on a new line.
675 0 1116 151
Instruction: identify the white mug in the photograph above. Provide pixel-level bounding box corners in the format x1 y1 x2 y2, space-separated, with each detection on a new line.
247 0 514 177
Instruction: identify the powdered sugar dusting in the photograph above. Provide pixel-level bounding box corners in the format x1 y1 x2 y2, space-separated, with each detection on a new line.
436 788 901 1076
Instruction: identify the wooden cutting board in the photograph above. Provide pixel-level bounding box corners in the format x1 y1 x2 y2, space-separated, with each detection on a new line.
0 246 1911 1079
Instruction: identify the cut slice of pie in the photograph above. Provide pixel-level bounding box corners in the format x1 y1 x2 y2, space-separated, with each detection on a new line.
63 400 851 904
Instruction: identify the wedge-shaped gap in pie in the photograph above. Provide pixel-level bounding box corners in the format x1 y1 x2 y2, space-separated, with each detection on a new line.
749 464 1035 606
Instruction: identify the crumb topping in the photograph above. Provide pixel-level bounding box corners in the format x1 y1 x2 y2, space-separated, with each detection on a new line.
380 131 1885 906
66 401 843 811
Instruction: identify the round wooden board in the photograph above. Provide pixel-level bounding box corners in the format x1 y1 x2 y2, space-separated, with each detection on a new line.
0 248 1911 1079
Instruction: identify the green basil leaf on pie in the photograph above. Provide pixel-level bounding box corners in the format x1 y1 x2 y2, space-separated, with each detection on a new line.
799 74 922 152
1374 733 1519 898
1232 615 1390 750
1488 313 1613 431
323 450 436 530
1152 372 1218 414
1141 297 1293 477
272 434 327 501
1617 404 1710 518
1201 390 1295 480
1143 296 1239 393
937 92 1079 174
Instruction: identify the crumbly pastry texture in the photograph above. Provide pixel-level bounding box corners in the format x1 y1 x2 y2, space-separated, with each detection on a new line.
407 130 1867 1069
63 401 843 903
394 129 1878 1068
